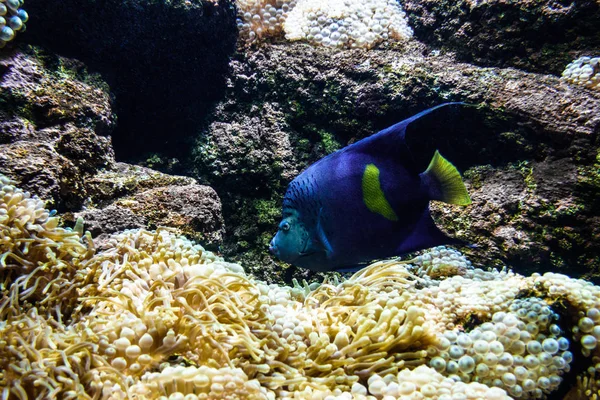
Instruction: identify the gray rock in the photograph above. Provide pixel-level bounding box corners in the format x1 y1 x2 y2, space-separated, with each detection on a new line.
126 184 225 246
402 0 600 74
86 162 197 207
76 183 224 248
0 47 115 210
77 205 148 237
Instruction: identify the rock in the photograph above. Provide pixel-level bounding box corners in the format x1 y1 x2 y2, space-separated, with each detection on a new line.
74 163 225 248
0 46 115 210
77 183 224 248
0 48 115 135
0 141 85 209
86 162 197 207
191 42 600 282
193 102 298 194
117 184 224 246
0 46 225 250
24 0 237 160
402 0 600 74
77 205 148 237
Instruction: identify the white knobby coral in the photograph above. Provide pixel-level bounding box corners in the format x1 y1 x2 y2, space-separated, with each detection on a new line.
0 0 28 47
236 0 298 44
561 56 600 90
284 0 413 49
235 0 413 48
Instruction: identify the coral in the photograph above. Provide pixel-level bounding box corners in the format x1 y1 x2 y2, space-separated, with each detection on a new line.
129 365 263 399
568 368 600 400
428 298 570 398
364 365 511 399
529 273 600 359
236 0 297 44
4 174 600 399
235 0 413 48
284 0 413 49
410 246 472 279
0 0 27 48
0 174 93 318
562 56 600 90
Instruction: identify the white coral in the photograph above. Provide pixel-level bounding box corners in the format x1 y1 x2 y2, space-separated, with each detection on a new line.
284 0 413 48
235 0 413 49
562 56 600 90
236 0 298 43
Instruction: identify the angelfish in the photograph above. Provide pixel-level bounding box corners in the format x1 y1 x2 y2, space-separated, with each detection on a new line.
268 103 472 272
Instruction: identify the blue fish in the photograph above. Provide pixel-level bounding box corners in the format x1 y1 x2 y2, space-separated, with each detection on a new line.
268 103 472 272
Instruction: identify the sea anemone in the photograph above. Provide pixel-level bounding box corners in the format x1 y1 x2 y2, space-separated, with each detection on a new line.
2 173 600 399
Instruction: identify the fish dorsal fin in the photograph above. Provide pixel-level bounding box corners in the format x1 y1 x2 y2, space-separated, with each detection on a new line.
423 150 471 206
362 163 399 221
337 103 466 165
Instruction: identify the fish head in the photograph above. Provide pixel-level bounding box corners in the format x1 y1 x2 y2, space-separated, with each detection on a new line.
270 208 332 271
269 208 311 264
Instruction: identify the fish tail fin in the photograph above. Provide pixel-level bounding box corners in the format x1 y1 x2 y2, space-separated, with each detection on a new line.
422 150 471 206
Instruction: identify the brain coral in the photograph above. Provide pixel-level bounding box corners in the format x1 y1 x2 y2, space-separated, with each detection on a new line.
236 0 413 49
0 0 28 47
2 173 600 399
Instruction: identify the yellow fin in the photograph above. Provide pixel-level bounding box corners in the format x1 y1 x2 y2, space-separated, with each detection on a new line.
362 164 399 221
424 150 471 206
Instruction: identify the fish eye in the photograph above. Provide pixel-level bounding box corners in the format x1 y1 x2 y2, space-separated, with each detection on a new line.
280 221 291 232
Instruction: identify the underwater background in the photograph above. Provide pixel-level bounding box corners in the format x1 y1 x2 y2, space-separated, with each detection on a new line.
1 0 600 398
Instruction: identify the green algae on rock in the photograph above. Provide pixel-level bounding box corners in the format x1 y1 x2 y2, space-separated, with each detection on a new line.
0 46 115 211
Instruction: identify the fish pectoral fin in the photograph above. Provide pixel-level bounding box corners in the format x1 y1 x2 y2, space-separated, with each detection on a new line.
316 207 334 259
422 150 471 206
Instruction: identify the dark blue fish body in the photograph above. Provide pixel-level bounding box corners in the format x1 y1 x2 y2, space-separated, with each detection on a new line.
269 104 471 271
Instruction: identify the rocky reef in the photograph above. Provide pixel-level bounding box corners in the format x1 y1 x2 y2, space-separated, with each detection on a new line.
0 46 225 249
2 0 598 285
402 0 600 74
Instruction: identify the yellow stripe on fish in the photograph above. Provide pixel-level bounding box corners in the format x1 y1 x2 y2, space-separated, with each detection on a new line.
361 163 399 221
